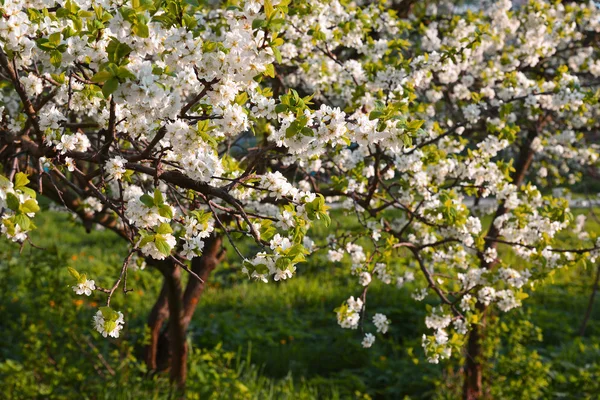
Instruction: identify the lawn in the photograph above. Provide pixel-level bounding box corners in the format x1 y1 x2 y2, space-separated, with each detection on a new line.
1 207 599 399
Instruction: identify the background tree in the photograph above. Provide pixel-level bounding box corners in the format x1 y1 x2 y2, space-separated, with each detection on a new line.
266 0 600 398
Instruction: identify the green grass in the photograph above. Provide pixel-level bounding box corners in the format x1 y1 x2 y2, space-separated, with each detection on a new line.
1 207 600 399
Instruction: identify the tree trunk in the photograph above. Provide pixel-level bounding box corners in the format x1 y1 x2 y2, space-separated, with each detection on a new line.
181 236 223 330
144 235 224 391
463 313 484 400
164 265 187 392
145 280 170 371
462 119 544 399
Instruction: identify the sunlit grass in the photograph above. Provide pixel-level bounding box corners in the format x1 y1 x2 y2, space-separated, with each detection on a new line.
1 206 599 398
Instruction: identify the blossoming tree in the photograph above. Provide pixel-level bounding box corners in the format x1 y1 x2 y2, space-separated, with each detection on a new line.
0 0 330 389
1 0 599 397
271 0 600 397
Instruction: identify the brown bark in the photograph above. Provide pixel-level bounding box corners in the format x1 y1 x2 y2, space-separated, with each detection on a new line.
181 236 224 329
145 280 170 371
463 304 485 400
391 0 417 18
143 235 224 391
463 119 545 399
483 128 538 252
163 263 187 392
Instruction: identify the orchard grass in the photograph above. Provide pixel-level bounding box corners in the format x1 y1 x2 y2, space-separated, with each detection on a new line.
1 208 599 399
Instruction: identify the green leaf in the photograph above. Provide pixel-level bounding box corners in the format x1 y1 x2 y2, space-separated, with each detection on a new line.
268 18 284 31
50 73 66 84
158 204 173 219
154 235 172 256
264 0 274 18
320 212 331 227
20 187 37 199
272 46 282 64
275 103 288 114
14 172 30 189
50 50 62 67
2 219 15 236
15 214 31 230
153 189 163 205
36 38 55 51
252 19 267 30
140 194 155 208
407 119 424 130
369 111 383 120
275 256 291 270
116 66 136 80
235 92 248 106
156 222 173 235
100 306 119 322
49 32 62 46
182 14 198 29
6 193 20 211
68 267 80 280
191 210 211 225
301 127 314 137
78 10 94 18
138 233 154 248
106 39 132 64
132 22 149 38
102 77 119 98
103 320 117 333
264 64 275 78
20 199 40 214
91 70 113 83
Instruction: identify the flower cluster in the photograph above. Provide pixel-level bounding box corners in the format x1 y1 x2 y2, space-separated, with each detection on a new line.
0 173 40 242
93 308 125 339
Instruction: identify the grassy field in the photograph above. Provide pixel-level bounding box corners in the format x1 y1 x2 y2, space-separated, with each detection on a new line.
1 207 600 399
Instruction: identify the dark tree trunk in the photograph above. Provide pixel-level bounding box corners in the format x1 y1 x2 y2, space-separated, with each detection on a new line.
144 235 224 391
164 265 187 392
181 236 223 330
145 280 170 371
463 308 485 400
463 118 545 399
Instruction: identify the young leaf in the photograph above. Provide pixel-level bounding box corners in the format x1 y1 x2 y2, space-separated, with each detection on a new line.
264 64 275 78
154 235 172 256
14 214 31 230
20 199 40 214
264 0 274 18
68 267 80 280
6 193 20 211
156 222 173 235
50 50 62 67
102 77 119 98
91 70 113 83
138 194 154 209
14 172 30 189
153 189 164 205
158 204 173 219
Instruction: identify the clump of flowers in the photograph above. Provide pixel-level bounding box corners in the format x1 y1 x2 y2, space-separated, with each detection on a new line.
68 267 95 296
93 307 125 339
